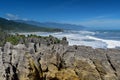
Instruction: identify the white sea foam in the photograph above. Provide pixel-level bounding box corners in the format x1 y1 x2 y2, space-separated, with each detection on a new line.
18 30 120 48
65 30 96 35
87 36 120 48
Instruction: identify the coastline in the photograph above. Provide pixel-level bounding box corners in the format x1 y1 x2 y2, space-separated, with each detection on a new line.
18 31 120 49
0 34 120 80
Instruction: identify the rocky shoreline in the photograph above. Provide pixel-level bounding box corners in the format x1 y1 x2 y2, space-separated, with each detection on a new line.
0 35 120 80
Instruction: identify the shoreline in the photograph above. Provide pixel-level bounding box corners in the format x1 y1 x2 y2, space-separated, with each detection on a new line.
0 40 120 80
17 31 120 49
0 32 120 79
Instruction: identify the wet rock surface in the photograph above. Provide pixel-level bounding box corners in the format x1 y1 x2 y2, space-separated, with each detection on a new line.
0 38 120 80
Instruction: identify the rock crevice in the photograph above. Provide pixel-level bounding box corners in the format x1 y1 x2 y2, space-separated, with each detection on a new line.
0 41 120 80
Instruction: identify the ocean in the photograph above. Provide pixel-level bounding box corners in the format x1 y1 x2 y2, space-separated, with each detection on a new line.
20 30 120 49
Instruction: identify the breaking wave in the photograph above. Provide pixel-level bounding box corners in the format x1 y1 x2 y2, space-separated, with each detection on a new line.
19 30 120 49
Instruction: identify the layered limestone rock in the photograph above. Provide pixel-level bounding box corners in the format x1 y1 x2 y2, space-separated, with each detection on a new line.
0 40 120 80
38 45 120 80
0 42 43 80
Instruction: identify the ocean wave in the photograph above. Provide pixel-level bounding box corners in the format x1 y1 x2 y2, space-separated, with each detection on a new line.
18 30 120 48
87 36 120 48
65 30 96 35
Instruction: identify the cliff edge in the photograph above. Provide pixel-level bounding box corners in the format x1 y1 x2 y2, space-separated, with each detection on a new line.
0 36 120 80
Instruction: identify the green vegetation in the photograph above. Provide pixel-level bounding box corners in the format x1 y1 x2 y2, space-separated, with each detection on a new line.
27 34 61 44
48 35 61 44
0 17 63 32
6 35 20 45
0 30 61 46
27 34 41 38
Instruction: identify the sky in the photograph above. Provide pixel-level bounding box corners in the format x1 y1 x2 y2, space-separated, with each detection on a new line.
0 0 120 29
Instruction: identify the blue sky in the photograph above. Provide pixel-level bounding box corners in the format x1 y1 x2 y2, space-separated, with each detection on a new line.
0 0 120 29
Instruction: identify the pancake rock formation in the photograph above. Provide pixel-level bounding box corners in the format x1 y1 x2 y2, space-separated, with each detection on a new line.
0 37 120 80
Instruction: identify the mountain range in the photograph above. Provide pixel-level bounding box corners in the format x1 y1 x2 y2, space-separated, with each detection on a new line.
15 20 85 30
0 17 85 32
0 17 62 32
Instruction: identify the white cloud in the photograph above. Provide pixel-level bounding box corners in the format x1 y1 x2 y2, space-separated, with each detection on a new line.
5 13 29 21
94 16 106 19
80 19 120 26
79 17 120 29
6 13 19 20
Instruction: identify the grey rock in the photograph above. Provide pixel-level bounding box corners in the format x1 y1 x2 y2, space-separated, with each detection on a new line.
0 39 120 80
